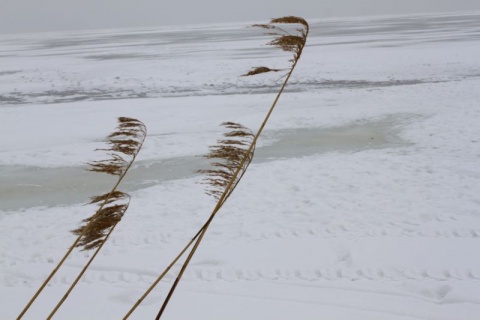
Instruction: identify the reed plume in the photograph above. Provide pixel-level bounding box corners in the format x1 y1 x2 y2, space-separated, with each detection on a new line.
17 117 146 320
72 191 130 250
247 16 308 72
199 122 255 203
121 16 309 320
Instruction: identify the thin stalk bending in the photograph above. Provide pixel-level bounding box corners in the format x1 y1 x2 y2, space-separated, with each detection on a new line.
17 117 146 319
156 16 309 320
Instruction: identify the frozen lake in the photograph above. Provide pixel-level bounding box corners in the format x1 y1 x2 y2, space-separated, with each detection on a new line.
1 12 480 320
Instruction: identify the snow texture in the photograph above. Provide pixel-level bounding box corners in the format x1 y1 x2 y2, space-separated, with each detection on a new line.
1 12 480 320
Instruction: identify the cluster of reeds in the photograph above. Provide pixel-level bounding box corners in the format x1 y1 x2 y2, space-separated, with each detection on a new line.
17 117 146 319
125 16 309 320
17 16 308 319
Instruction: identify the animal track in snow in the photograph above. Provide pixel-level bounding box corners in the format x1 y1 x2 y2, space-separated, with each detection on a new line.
241 225 480 241
7 266 480 288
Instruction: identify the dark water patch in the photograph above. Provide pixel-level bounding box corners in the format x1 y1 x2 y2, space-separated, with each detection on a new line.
0 157 205 211
0 114 414 211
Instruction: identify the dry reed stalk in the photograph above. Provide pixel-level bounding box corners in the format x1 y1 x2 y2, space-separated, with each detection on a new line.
122 122 255 319
122 227 204 320
122 16 309 320
17 117 146 320
155 16 309 320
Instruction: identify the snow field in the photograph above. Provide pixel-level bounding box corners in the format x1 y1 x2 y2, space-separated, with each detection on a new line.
1 12 480 320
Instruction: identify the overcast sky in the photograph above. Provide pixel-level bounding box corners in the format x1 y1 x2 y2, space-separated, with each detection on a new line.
1 0 480 34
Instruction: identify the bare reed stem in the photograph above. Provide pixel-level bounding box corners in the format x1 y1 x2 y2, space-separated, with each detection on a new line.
155 16 309 319
46 219 120 319
156 56 301 320
122 226 204 319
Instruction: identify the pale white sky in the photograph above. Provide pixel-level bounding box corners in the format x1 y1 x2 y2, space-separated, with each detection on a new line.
1 0 480 34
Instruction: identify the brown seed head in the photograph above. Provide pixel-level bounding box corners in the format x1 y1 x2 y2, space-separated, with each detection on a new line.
245 16 309 76
72 199 130 251
88 117 146 176
199 122 255 202
242 67 281 77
268 35 305 53
270 16 309 28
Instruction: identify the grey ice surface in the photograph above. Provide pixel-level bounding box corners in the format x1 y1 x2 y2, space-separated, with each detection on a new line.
1 13 479 105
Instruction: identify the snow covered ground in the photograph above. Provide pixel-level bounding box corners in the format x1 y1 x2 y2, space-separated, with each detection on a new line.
1 12 480 320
